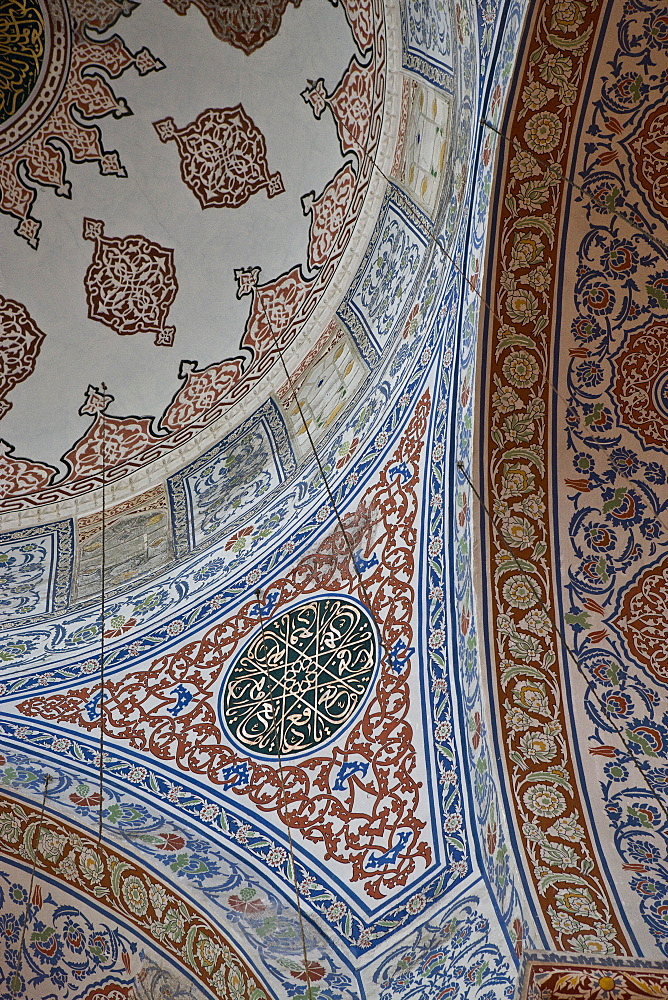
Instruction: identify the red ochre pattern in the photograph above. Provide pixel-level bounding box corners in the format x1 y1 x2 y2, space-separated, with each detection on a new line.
302 57 373 156
0 0 163 249
19 393 432 900
302 164 357 270
81 986 134 1000
629 105 668 215
159 0 374 57
0 295 46 419
153 106 284 210
83 219 178 347
0 791 271 1000
162 0 303 55
481 0 631 954
612 319 668 452
520 959 668 1000
613 554 668 687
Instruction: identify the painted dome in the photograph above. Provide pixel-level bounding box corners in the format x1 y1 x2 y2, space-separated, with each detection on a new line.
1 0 668 996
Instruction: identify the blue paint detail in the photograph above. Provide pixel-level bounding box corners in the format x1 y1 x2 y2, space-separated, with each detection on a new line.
332 761 369 791
366 830 412 869
220 761 250 789
84 691 102 721
167 398 296 558
166 684 193 717
389 461 412 483
249 590 280 618
389 638 415 674
353 551 378 574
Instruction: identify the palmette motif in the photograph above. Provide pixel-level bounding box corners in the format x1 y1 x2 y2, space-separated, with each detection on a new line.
521 957 668 1000
0 294 46 418
161 0 302 55
557 0 668 955
153 106 284 210
483 0 631 953
0 0 163 248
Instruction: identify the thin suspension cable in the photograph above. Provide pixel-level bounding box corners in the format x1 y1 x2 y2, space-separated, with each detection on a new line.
256 292 380 614
98 387 107 844
13 774 51 990
327 105 507 324
480 118 668 257
254 589 313 997
256 290 416 681
330 96 668 408
339 96 668 747
458 461 668 819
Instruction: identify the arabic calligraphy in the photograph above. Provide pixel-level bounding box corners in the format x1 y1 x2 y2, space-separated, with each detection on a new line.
223 597 377 755
0 0 44 125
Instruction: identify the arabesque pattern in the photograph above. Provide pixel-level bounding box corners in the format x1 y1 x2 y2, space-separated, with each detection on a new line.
0 791 270 1000
0 0 163 248
82 219 178 347
154 106 284 209
0 295 46 419
162 0 303 54
19 394 433 900
481 0 632 953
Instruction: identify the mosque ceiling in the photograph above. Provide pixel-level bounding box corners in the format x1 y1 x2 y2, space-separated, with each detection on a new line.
1 0 668 997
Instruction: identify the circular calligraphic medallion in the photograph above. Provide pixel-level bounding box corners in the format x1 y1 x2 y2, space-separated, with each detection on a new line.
223 596 378 757
0 0 71 155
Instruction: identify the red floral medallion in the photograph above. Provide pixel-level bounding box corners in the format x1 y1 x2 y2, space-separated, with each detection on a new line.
0 295 46 418
520 958 668 1000
612 319 668 451
302 164 356 270
83 218 178 347
162 0 302 54
19 394 433 899
154 106 284 210
630 105 668 214
613 554 668 685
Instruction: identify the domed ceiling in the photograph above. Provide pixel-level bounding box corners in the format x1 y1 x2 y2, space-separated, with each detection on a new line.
1 0 668 997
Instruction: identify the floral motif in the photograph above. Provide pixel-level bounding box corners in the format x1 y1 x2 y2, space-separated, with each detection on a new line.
162 0 302 54
0 2 163 247
82 219 178 347
0 794 265 1000
482 0 632 952
0 295 46 418
154 106 284 209
18 397 447 901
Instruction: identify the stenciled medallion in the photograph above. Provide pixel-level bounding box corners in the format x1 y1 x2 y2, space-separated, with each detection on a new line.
222 596 377 756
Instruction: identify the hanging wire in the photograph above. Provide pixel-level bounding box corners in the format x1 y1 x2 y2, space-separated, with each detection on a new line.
98 386 107 844
480 118 668 257
256 293 379 608
254 589 314 998
326 90 668 810
12 774 51 993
